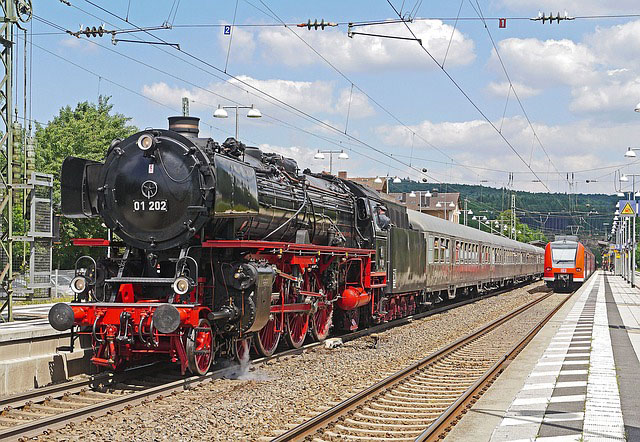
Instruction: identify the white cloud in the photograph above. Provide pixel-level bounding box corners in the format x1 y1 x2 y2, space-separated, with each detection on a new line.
376 116 640 192
486 22 640 114
141 75 374 119
59 37 98 53
585 21 640 69
570 78 640 113
255 20 475 71
217 25 255 63
490 38 598 87
486 81 541 99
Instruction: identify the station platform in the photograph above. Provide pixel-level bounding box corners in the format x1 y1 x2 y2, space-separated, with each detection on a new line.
0 307 91 396
446 270 640 442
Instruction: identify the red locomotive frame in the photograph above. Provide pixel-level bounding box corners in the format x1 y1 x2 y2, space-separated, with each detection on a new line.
68 238 384 374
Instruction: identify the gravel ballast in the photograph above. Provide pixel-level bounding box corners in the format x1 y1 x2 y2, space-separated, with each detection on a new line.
39 282 557 442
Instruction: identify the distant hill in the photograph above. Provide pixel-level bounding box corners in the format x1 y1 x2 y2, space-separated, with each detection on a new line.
389 181 617 241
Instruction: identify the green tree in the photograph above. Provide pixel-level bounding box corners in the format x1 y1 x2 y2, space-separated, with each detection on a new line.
35 97 137 268
494 209 548 244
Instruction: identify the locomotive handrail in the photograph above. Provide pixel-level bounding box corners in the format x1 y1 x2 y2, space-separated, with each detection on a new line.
105 277 175 284
92 315 105 344
201 239 375 255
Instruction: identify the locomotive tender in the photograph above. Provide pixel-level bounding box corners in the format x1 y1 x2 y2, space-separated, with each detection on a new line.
48 116 544 375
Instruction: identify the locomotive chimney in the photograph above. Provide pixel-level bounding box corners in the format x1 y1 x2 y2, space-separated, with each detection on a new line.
168 116 200 137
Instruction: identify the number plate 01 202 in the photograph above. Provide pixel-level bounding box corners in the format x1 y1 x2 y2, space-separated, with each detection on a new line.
133 200 167 212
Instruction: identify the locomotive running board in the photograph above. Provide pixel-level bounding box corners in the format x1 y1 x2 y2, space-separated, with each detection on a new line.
202 240 375 255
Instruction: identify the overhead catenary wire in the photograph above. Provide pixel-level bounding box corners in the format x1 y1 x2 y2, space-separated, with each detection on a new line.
252 0 485 181
71 0 444 185
385 0 553 193
466 0 569 188
30 7 521 223
40 2 614 231
35 10 592 226
30 14 440 189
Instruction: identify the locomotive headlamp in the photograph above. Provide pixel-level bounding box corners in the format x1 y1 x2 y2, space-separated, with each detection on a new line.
137 133 155 151
173 276 192 295
70 275 88 294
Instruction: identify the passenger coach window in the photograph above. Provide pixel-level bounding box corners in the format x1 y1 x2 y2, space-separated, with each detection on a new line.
434 238 440 263
444 239 450 263
428 235 434 263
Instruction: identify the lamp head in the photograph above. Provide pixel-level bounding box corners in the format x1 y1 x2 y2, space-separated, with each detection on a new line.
246 105 262 118
213 105 228 118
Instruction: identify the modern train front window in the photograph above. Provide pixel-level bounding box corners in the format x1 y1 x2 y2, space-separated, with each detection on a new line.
551 247 577 265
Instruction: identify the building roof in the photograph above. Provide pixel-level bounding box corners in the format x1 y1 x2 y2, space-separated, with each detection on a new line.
389 192 459 211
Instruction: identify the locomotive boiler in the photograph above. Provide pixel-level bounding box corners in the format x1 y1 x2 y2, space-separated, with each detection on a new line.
50 115 544 375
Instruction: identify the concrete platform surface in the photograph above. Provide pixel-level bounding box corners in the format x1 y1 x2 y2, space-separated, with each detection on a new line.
0 312 90 396
446 271 640 442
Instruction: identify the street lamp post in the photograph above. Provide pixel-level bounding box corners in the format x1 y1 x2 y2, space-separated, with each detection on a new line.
374 175 402 194
213 104 262 140
619 169 640 287
314 149 349 175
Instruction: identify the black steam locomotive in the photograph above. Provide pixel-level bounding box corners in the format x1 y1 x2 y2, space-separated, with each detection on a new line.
49 116 543 374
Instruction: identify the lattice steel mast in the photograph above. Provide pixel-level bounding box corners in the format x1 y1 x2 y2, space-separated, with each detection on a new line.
0 0 32 321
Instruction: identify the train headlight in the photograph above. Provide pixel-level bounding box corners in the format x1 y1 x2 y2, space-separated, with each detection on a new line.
173 276 192 295
137 133 155 151
70 276 88 294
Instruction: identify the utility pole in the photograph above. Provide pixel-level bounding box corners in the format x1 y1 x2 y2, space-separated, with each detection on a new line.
182 97 189 117
0 0 32 321
0 0 17 321
511 193 516 240
463 199 468 226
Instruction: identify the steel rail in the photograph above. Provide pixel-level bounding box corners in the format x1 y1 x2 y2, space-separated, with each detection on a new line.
271 290 561 441
0 279 541 440
0 363 161 410
416 292 573 441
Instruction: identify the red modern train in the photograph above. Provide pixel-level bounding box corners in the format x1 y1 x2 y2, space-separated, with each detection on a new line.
543 236 595 292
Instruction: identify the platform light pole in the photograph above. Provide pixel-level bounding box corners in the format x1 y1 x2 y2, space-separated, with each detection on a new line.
314 149 349 175
213 104 262 140
619 171 640 287
0 0 17 322
374 175 401 194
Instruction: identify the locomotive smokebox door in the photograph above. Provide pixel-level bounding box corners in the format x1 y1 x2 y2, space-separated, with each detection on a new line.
61 156 102 218
98 130 214 250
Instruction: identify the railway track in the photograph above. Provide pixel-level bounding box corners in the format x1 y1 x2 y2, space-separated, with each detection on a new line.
0 280 542 441
272 290 570 442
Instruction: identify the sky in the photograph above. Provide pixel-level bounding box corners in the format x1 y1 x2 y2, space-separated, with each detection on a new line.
22 0 640 197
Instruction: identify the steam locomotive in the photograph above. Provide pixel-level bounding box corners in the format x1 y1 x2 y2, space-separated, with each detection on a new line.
49 116 544 375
